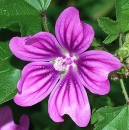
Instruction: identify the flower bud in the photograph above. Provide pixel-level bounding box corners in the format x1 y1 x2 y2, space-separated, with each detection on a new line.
126 57 129 64
117 47 129 60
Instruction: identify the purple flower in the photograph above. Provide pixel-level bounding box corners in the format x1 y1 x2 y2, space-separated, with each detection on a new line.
9 7 121 127
0 106 29 130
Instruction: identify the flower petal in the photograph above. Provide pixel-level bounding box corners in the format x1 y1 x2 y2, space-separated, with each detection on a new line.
18 115 30 130
55 7 94 55
76 50 121 95
0 106 17 130
48 67 90 127
14 62 61 106
9 32 64 62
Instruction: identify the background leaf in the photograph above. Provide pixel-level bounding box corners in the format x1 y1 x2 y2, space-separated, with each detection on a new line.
0 0 43 35
0 41 24 104
98 0 129 44
42 0 52 10
94 105 129 130
25 0 52 11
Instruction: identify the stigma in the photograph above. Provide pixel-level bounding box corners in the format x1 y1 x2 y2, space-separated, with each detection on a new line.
53 56 76 71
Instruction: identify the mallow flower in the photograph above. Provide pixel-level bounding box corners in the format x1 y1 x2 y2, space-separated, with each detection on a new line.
9 7 121 127
0 106 29 130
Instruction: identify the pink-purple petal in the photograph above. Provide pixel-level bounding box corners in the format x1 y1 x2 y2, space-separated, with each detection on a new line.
0 106 17 130
9 32 64 62
18 115 30 130
55 7 94 55
48 67 91 127
0 106 29 130
14 62 61 106
76 50 121 95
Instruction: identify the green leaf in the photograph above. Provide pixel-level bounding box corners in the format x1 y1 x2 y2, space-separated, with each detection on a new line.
42 0 52 10
7 23 20 32
91 109 98 125
98 0 129 44
0 0 46 35
0 41 23 104
94 105 129 130
25 0 51 11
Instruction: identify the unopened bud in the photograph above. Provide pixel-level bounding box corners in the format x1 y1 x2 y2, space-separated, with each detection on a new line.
126 57 129 64
117 47 128 60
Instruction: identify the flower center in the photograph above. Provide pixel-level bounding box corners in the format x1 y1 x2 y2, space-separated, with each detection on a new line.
53 56 76 71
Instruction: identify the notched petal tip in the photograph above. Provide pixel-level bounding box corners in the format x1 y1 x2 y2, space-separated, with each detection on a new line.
55 7 94 55
9 32 64 62
19 115 30 130
48 67 91 127
77 50 121 95
0 106 29 130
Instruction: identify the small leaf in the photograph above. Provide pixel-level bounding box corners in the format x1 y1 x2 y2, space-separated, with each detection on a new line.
0 41 24 104
98 0 129 44
103 34 119 44
25 0 51 11
91 109 98 125
42 0 52 10
94 105 129 130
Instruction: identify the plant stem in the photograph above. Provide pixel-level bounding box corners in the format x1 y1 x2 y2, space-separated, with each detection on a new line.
119 33 123 47
119 79 129 104
42 10 49 32
119 33 129 104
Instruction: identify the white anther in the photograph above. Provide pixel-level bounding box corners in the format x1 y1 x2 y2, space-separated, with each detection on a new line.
53 57 67 71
